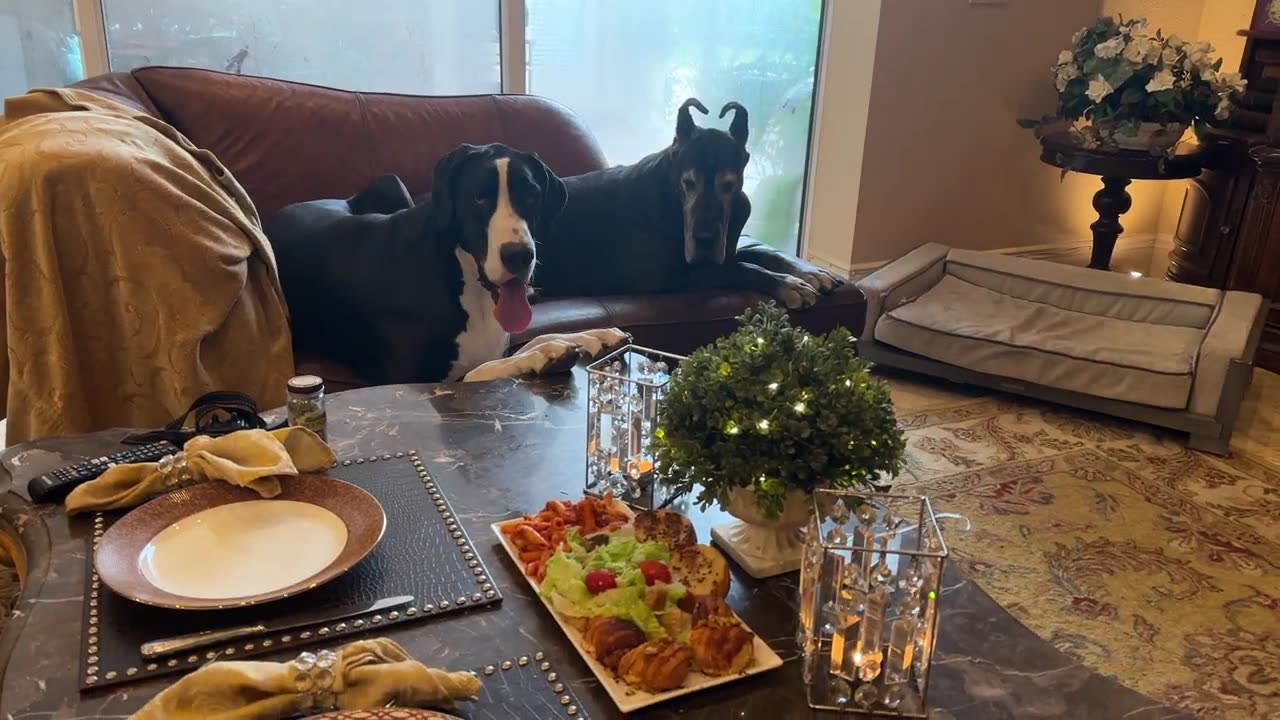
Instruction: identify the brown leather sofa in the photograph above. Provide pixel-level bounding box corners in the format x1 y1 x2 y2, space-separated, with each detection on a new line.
73 67 866 390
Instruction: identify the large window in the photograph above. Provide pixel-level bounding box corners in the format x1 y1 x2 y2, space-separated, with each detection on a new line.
100 0 500 94
526 0 822 253
0 0 82 99
4 0 822 255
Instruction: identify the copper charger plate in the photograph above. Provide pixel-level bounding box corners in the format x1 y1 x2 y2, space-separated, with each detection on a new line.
94 474 386 610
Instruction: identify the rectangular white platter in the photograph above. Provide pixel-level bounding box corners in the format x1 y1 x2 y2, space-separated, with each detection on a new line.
490 516 784 713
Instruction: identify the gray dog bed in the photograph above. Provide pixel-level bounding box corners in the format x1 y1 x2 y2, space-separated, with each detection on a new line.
857 243 1267 454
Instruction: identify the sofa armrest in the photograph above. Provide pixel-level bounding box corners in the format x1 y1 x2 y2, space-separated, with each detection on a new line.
1189 291 1266 417
855 243 950 340
71 72 161 117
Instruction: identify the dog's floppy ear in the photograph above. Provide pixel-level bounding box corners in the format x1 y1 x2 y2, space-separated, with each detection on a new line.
523 151 567 225
675 98 709 144
429 143 483 231
719 101 749 148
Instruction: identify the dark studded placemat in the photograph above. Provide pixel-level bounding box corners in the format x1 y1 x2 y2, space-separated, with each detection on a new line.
78 450 502 690
464 649 591 720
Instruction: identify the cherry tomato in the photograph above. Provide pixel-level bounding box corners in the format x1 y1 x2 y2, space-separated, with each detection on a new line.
638 560 672 586
585 569 618 594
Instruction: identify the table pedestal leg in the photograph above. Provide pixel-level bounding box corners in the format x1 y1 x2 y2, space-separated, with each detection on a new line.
1088 176 1132 271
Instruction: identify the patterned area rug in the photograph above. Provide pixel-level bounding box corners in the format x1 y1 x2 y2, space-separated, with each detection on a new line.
887 369 1279 720
0 548 16 639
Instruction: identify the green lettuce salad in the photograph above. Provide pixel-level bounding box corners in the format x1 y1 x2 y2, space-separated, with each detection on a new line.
539 528 687 639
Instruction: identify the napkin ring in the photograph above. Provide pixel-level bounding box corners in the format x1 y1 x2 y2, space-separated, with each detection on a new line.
292 649 339 712
157 452 194 487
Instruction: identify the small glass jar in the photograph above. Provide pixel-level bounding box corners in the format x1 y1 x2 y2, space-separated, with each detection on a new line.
286 374 327 440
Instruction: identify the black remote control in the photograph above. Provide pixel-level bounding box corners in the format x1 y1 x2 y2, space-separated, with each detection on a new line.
27 441 181 504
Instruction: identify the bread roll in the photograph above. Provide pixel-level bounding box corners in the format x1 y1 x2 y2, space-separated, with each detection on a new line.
670 544 730 599
634 509 697 548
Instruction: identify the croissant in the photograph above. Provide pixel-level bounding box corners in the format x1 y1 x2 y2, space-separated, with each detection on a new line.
584 616 647 670
616 638 693 692
689 622 755 676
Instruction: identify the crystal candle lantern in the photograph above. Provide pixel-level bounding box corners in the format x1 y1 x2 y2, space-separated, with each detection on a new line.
585 345 684 510
799 490 948 717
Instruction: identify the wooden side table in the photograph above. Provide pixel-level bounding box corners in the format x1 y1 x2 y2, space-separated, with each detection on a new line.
1039 135 1207 270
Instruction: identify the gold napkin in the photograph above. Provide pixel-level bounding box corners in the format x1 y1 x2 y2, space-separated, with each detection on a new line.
131 638 482 720
65 427 336 515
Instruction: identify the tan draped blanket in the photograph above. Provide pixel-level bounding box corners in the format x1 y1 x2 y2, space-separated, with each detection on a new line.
0 89 293 444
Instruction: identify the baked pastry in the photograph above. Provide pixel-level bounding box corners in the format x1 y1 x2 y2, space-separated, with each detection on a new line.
657 608 690 640
634 509 697 548
687 595 755 675
689 609 755 676
616 638 693 692
691 595 733 626
689 622 755 676
584 617 647 670
671 544 731 600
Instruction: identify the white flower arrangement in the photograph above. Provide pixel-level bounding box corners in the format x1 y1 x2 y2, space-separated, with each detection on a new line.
1027 15 1246 150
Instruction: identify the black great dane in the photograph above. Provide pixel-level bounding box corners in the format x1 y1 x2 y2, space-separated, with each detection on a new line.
265 143 627 385
533 98 843 307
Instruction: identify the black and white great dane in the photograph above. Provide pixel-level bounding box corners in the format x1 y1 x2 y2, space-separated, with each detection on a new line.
265 143 627 385
532 98 844 307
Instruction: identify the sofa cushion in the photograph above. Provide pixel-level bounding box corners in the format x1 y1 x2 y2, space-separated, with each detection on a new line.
875 275 1203 409
945 248 1219 328
125 67 609 222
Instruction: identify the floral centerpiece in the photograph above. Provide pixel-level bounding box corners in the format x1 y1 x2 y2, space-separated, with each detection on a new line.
650 303 905 577
1022 15 1247 151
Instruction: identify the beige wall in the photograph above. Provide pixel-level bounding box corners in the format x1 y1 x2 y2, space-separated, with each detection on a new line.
848 0 1244 269
803 0 881 271
1198 0 1253 71
1152 0 1253 273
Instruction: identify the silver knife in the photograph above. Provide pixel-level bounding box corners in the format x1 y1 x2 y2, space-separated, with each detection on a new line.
140 595 415 659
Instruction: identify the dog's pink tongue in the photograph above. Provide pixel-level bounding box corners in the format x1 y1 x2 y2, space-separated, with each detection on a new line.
494 280 532 333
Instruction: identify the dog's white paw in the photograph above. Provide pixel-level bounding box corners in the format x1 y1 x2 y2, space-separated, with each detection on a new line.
795 264 843 293
565 328 631 358
522 338 584 375
462 339 582 382
772 276 820 309
461 364 504 383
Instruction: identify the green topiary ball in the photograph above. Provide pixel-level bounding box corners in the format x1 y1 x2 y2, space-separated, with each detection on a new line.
651 302 905 520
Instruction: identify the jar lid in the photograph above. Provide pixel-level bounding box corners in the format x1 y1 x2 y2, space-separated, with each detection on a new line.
287 374 324 393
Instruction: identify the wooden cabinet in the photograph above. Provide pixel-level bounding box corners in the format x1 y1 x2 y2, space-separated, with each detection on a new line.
1166 30 1280 372
1167 138 1256 287
1230 146 1280 370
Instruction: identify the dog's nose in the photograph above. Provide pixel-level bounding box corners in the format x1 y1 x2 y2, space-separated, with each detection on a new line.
500 242 535 275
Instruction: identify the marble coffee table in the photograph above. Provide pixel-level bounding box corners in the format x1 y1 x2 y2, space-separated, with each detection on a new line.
0 371 1187 719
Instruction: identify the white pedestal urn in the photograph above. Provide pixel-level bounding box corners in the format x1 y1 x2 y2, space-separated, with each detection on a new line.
711 486 814 579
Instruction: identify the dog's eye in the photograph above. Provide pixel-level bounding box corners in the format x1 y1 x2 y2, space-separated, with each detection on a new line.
681 178 696 193
719 181 736 194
